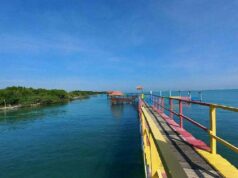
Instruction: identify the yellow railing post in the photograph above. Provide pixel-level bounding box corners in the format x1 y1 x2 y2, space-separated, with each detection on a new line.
210 106 217 154
141 93 144 100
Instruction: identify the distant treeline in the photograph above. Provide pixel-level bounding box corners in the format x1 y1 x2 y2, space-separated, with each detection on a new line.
0 86 105 108
69 90 103 98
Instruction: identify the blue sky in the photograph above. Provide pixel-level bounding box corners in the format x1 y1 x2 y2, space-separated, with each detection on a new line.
0 0 238 91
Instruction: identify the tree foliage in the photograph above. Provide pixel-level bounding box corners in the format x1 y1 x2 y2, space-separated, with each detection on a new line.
0 86 104 107
68 90 104 98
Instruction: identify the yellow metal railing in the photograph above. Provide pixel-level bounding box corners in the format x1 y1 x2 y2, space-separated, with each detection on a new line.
209 104 238 154
140 94 238 177
209 103 238 154
139 98 188 178
210 106 217 154
140 103 165 178
149 94 238 156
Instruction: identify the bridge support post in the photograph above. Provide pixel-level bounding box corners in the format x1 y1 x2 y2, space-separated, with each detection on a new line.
158 97 160 111
161 98 164 113
179 101 183 128
210 106 217 154
141 93 145 100
169 99 173 119
152 96 154 107
155 96 157 109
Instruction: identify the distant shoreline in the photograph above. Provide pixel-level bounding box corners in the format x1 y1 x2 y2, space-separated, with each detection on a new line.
0 104 22 110
0 95 96 111
0 86 105 111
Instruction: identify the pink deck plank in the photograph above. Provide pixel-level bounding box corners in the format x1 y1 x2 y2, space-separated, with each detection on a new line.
152 106 210 151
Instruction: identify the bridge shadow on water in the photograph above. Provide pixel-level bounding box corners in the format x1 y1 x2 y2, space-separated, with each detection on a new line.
106 103 145 178
110 104 124 119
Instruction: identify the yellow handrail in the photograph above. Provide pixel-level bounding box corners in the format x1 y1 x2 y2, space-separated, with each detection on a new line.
211 104 238 112
142 95 238 177
210 106 217 154
210 133 238 154
148 94 238 156
208 104 238 154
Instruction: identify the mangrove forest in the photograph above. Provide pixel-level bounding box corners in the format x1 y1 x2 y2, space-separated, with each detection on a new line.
0 86 104 108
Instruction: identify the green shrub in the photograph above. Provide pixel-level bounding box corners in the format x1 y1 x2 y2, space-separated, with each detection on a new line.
0 86 104 107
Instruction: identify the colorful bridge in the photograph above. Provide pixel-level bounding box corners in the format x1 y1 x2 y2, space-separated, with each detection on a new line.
138 94 238 178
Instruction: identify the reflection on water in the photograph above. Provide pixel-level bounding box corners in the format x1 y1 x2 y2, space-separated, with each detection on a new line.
0 104 67 123
0 95 144 178
110 104 124 118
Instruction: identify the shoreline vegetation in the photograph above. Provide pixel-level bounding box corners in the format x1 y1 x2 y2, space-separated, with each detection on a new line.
0 86 105 110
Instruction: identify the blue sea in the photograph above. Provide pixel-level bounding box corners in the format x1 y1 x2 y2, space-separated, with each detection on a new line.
0 90 237 178
0 95 144 178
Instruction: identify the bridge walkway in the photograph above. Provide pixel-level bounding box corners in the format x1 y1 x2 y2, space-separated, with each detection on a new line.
141 104 222 177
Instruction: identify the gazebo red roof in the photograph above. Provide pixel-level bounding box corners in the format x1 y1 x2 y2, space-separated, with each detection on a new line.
136 86 143 90
109 91 124 96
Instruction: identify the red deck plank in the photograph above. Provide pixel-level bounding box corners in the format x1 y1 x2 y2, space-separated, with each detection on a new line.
152 106 210 151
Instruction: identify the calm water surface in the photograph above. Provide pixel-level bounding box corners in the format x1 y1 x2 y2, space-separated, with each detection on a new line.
0 95 144 178
1 90 238 178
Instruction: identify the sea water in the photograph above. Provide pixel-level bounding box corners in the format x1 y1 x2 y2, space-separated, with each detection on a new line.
0 95 144 178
